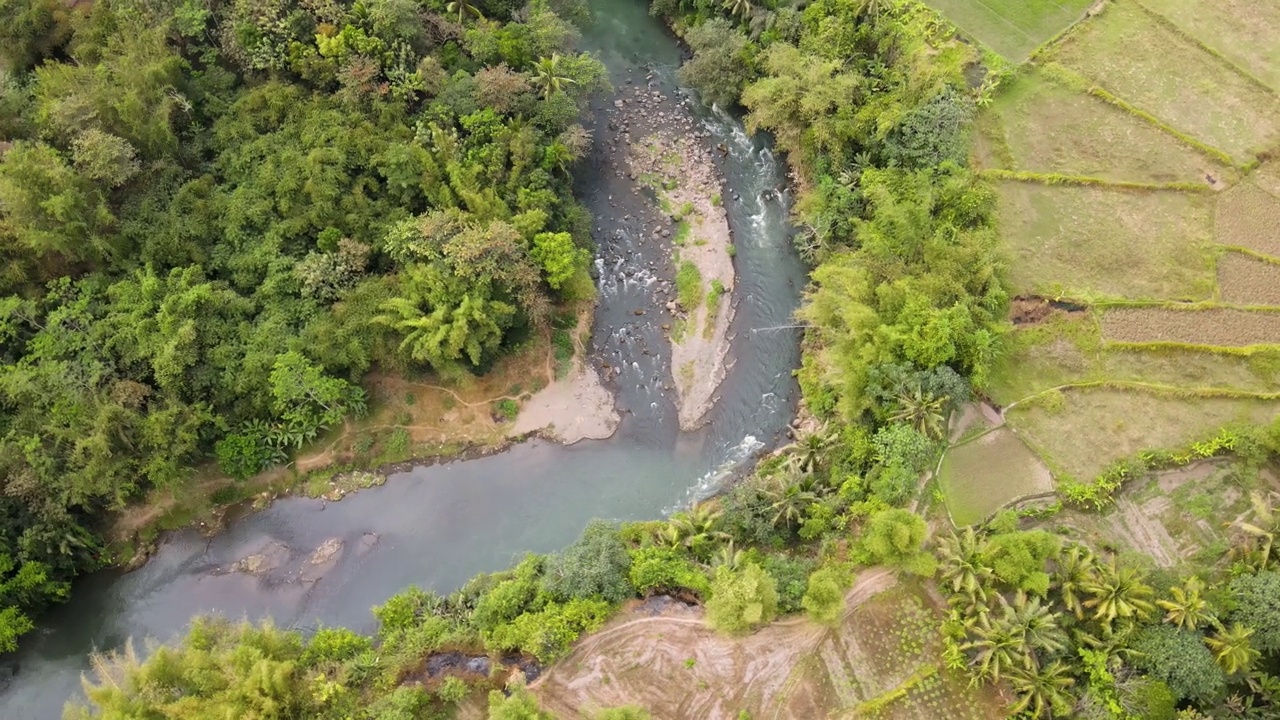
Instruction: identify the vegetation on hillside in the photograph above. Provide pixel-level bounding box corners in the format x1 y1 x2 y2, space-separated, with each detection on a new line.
0 0 605 652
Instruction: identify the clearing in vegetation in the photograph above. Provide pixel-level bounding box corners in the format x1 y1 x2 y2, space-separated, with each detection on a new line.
923 0 1094 62
1100 306 1280 348
997 182 1216 301
1218 252 1280 306
530 578 1004 719
939 428 1054 526
974 68 1234 185
1006 387 1280 482
1215 179 1280 258
1135 0 1280 93
1049 0 1280 164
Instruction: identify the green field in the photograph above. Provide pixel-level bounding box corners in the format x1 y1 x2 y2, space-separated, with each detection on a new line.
925 0 1094 61
939 428 1054 525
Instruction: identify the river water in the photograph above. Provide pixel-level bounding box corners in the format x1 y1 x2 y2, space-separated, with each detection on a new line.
0 1 806 716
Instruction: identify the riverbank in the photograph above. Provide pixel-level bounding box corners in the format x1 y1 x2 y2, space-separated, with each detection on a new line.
611 81 736 430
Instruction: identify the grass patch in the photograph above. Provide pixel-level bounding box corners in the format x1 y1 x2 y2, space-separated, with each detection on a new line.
923 0 1093 62
976 68 1234 184
1006 387 1280 482
1137 0 1280 93
997 181 1216 301
1100 306 1280 348
1050 0 1280 164
672 220 691 246
675 260 703 312
940 428 1055 526
704 280 725 338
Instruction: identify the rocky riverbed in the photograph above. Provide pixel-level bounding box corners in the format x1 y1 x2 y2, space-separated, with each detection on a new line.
605 77 736 429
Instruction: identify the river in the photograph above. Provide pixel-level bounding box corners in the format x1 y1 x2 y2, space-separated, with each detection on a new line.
0 1 806 716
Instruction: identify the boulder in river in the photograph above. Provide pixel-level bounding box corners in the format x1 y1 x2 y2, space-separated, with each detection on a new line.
228 541 290 576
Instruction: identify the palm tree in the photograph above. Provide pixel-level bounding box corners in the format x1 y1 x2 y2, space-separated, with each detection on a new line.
767 480 817 530
712 540 744 571
1228 492 1280 571
962 611 1022 683
936 528 992 604
790 424 836 476
1006 661 1076 719
1206 624 1260 676
530 54 576 101
1075 623 1138 671
668 504 728 554
1006 592 1068 665
722 0 752 21
888 384 948 440
445 0 483 23
1053 544 1097 620
1082 557 1155 630
1157 576 1215 631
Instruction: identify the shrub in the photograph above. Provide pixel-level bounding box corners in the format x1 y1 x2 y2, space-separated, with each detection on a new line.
858 509 936 577
303 626 371 664
801 566 847 625
759 553 813 614
1227 571 1280 654
594 707 652 720
485 598 612 662
487 685 552 720
675 260 703 311
542 520 634 603
678 19 757 108
706 563 778 635
1129 625 1224 703
628 546 710 597
980 530 1059 596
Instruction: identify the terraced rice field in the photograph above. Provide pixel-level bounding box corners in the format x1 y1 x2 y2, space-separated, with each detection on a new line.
975 70 1233 184
1050 0 1280 163
924 0 1093 62
939 428 1054 526
998 182 1216 300
1136 0 1280 92
1217 253 1280 306
1216 181 1280 258
1008 389 1280 481
1101 307 1280 348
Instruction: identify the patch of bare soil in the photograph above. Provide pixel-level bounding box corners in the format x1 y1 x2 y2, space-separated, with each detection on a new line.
615 90 735 430
1010 295 1086 326
1218 251 1280 306
1216 180 1280 258
1100 306 1280 347
531 570 899 719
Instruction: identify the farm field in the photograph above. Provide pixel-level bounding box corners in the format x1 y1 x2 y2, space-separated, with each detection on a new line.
528 578 1006 718
939 427 1053 526
947 0 1280 523
924 0 1094 62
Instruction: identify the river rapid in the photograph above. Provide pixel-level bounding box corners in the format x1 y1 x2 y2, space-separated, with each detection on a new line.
0 1 806 715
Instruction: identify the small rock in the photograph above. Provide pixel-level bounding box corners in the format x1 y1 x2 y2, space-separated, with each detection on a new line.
633 309 646 316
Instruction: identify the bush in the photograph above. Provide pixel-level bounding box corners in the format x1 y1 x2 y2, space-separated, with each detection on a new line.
303 626 371 664
488 685 552 720
801 566 847 625
542 520 634 603
485 598 612 662
881 87 975 169
706 563 778 635
628 546 710 597
1129 625 1224 703
1227 571 1280 654
858 509 936 577
594 707 652 720
472 557 545 634
759 553 813 614
675 260 703 311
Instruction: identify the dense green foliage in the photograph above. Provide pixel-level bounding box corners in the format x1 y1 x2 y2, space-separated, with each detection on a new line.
705 562 779 635
0 0 605 647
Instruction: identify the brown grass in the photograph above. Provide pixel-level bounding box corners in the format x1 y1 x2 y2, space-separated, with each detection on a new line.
1007 388 1280 481
1218 252 1280 306
997 182 1216 301
1051 0 1280 163
1217 180 1280 259
1137 0 1280 93
1101 306 1280 347
977 69 1234 184
1254 161 1280 198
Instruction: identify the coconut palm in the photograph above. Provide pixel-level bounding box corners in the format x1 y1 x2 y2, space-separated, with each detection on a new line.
1005 592 1068 664
1053 544 1097 620
668 504 729 554
712 540 744 571
445 0 483 23
1227 491 1280 571
1006 661 1076 719
766 479 817 530
1157 576 1215 631
936 528 993 603
888 384 948 440
962 610 1022 682
789 423 836 476
530 54 576 100
1206 624 1261 675
1075 623 1138 671
722 0 752 20
1082 557 1155 630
